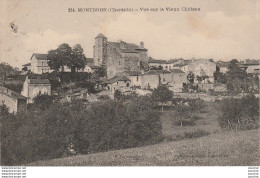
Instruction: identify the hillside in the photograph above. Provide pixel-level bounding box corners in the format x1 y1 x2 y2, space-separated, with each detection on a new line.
29 129 259 166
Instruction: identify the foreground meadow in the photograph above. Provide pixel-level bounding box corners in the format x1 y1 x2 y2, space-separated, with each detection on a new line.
29 102 259 166
29 128 259 166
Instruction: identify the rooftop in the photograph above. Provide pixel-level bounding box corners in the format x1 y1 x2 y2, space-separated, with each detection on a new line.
95 33 107 39
146 70 171 75
86 58 94 64
30 53 48 60
103 76 131 84
27 76 51 84
0 86 27 100
108 41 147 53
170 69 185 73
22 63 31 67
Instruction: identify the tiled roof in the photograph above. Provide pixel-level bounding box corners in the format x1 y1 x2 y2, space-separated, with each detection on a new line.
148 58 167 64
95 33 107 39
217 62 229 67
89 65 100 69
146 70 171 75
22 63 31 67
148 58 179 64
28 78 50 84
170 69 185 73
86 58 94 64
173 63 187 67
128 71 142 76
108 41 147 53
0 86 27 100
243 59 260 65
31 53 48 60
103 76 131 84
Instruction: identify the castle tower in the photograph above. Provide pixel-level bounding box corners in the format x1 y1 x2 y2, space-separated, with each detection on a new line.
93 33 107 66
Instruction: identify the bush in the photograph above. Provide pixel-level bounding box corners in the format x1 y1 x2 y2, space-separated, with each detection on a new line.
184 129 210 139
1 98 162 165
218 94 259 130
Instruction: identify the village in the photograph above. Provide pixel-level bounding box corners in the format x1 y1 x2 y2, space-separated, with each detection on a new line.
0 33 259 113
0 33 259 167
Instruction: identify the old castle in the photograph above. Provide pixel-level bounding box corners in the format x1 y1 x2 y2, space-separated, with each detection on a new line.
93 33 149 79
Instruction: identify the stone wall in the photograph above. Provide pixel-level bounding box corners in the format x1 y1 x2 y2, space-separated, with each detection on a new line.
0 93 17 113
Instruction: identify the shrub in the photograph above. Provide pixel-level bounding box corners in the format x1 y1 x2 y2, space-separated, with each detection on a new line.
184 129 210 139
1 98 162 165
218 94 259 130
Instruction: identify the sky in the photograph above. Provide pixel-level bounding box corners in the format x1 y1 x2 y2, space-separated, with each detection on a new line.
0 0 260 68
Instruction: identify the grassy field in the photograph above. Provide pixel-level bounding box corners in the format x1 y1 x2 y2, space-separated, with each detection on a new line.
29 129 259 166
161 102 221 139
28 102 259 166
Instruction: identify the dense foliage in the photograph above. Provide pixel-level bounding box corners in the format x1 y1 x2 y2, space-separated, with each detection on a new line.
152 85 173 111
218 94 259 130
1 98 162 165
47 43 87 73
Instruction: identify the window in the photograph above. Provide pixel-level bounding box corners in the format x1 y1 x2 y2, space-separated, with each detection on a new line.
137 76 139 81
126 82 130 87
33 88 40 97
117 82 119 85
163 78 165 82
41 87 48 94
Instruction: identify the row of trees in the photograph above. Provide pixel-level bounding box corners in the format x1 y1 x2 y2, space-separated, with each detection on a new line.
214 59 259 92
47 43 87 73
1 96 162 165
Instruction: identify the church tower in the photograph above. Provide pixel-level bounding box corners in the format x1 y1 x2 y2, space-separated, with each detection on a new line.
93 33 107 66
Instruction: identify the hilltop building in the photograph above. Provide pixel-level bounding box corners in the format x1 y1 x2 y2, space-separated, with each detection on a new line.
93 33 149 79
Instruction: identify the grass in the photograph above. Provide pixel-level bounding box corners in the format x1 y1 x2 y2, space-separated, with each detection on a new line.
27 102 259 166
28 129 259 166
161 102 221 138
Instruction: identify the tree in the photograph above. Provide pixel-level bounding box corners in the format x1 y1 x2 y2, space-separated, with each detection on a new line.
47 43 73 72
0 104 9 116
33 94 54 111
226 59 248 92
218 94 259 130
187 72 195 84
47 49 61 72
214 71 227 83
114 90 122 100
173 104 191 127
70 44 87 73
152 85 173 111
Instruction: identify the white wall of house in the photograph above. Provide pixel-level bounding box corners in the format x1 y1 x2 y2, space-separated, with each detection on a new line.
31 55 52 74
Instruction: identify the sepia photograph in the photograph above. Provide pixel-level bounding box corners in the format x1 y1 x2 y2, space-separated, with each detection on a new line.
0 0 259 177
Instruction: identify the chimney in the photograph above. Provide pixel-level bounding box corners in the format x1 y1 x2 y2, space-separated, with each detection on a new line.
120 41 126 49
140 42 144 49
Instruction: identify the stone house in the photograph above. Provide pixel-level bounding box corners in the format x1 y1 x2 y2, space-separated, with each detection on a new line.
93 33 149 79
30 53 53 74
239 59 260 75
21 76 51 103
0 86 27 114
102 76 131 92
182 59 216 83
168 69 187 92
139 70 171 90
